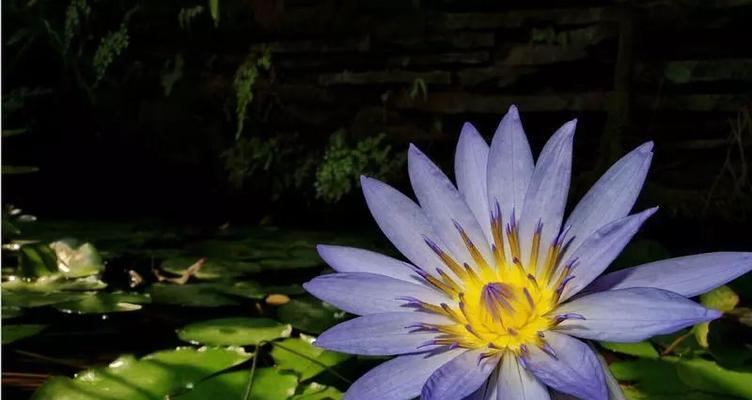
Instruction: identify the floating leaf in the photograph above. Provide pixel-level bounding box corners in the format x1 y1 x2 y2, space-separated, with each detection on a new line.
53 292 150 314
175 368 298 400
1 305 24 319
31 347 250 400
610 358 690 395
2 324 47 344
160 257 261 279
19 243 58 278
600 341 659 359
271 335 349 381
2 275 107 292
676 358 752 399
148 283 239 307
292 382 343 400
278 297 347 334
1 289 88 308
177 317 292 346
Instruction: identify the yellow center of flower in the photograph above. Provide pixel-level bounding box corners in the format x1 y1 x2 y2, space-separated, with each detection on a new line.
406 207 578 356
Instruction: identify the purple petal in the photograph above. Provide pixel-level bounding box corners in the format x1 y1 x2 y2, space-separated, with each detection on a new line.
422 349 499 400
317 245 419 282
455 123 493 243
465 370 498 400
525 332 606 400
563 142 653 261
304 272 449 315
555 287 721 342
315 312 451 355
592 344 626 400
560 208 658 301
361 176 448 276
586 252 752 298
487 105 534 231
520 120 576 268
497 354 550 400
409 144 493 266
344 348 464 400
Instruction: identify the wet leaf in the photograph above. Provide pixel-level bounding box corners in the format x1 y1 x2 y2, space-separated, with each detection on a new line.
292 382 343 400
177 317 292 346
278 297 347 334
31 347 250 400
175 368 298 400
52 292 150 314
270 335 349 381
600 341 659 359
2 324 47 344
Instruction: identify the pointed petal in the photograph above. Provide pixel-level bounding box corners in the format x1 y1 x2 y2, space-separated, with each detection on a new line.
304 272 448 315
455 123 492 243
422 349 498 400
586 252 752 297
525 332 606 400
465 369 498 400
317 245 418 282
361 176 448 276
315 312 451 355
563 142 653 259
487 105 534 227
409 144 493 266
555 287 721 342
497 354 550 400
560 208 658 301
591 344 626 400
520 120 576 269
344 348 463 400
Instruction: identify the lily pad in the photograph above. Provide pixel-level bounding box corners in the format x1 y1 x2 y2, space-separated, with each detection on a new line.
278 297 348 334
2 324 47 344
18 243 58 278
2 275 107 292
175 368 298 400
148 283 239 307
600 341 659 359
270 335 349 381
1 305 24 319
31 347 251 400
292 382 343 400
177 317 292 346
676 358 752 399
1 289 88 308
49 240 104 278
160 257 261 279
53 292 151 314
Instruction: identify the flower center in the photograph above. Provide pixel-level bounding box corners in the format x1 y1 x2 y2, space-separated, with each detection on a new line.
403 206 580 355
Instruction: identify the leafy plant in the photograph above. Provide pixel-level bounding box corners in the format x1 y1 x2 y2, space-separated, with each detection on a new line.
233 48 272 139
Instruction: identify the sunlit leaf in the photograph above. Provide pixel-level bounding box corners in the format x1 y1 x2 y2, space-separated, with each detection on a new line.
277 296 347 334
600 341 659 359
31 347 251 400
2 324 47 344
292 382 343 400
270 335 350 381
177 317 292 346
52 292 150 314
175 368 298 400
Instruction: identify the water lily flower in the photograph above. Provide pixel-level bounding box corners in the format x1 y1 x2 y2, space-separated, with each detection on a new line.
304 106 752 400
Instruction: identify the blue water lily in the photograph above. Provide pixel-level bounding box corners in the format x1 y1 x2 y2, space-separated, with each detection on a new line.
304 106 752 400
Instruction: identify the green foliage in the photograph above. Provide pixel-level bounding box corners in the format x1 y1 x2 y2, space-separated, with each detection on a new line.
161 54 185 96
222 136 281 188
178 6 205 30
270 335 350 381
92 22 130 83
233 48 272 139
63 0 91 51
177 318 292 346
531 26 568 45
315 131 405 203
409 78 428 100
208 0 220 27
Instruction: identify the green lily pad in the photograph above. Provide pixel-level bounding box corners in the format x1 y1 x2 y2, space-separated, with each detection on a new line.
610 358 690 396
2 275 107 292
177 317 292 346
278 297 348 334
2 324 47 344
600 341 659 359
676 357 752 399
175 368 298 400
1 289 88 308
1 305 24 319
31 347 251 400
160 257 262 279
19 243 58 278
53 292 151 314
271 335 349 381
148 283 239 307
292 382 343 400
